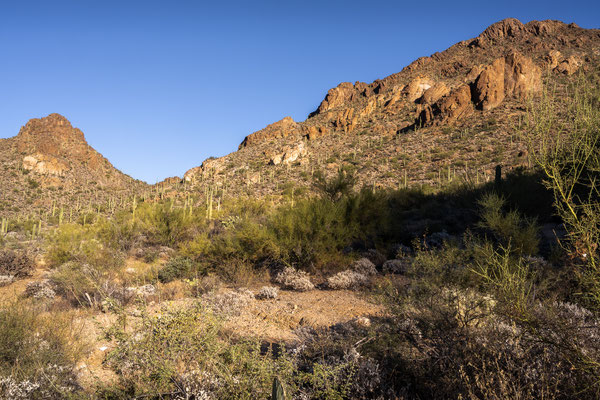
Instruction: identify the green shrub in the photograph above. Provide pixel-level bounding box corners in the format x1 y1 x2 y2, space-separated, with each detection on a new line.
0 301 85 398
158 256 195 283
45 223 124 270
477 192 539 255
50 261 120 307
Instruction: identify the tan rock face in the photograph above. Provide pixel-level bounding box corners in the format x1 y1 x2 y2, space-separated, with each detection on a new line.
22 153 69 176
334 108 357 133
269 142 307 165
435 85 474 124
466 65 485 82
305 126 330 141
546 50 563 69
504 50 542 99
479 18 526 41
312 82 358 115
419 84 473 126
183 157 227 182
555 55 581 75
16 113 92 165
403 76 434 102
473 58 506 110
239 116 298 148
420 82 450 105
420 50 541 127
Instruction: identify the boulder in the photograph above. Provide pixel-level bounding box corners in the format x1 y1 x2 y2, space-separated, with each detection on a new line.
555 55 581 75
473 57 506 110
419 82 450 105
269 142 307 165
403 76 434 102
546 50 563 69
305 126 330 141
432 84 474 125
22 153 69 176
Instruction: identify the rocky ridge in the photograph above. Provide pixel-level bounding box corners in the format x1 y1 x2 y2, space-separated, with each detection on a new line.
174 18 599 198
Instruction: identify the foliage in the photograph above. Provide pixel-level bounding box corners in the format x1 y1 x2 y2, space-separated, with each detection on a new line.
0 301 85 398
477 192 539 255
158 256 195 283
523 73 600 308
313 166 357 202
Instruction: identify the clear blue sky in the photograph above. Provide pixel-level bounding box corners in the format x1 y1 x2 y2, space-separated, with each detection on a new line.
1 1 598 183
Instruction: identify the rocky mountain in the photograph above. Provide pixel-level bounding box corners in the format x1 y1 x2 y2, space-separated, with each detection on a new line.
0 113 145 217
176 18 599 199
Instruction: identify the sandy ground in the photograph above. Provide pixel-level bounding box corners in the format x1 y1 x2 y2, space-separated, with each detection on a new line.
1 259 384 391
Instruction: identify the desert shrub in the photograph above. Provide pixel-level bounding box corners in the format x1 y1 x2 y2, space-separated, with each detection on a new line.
523 73 600 308
216 257 262 286
0 301 84 398
268 199 356 269
101 302 366 399
370 282 600 399
351 257 377 276
135 202 198 247
45 223 124 270
50 261 123 307
0 250 34 278
274 266 315 291
185 274 222 297
477 192 539 255
326 270 369 290
382 259 410 274
256 286 279 300
102 302 296 399
157 256 195 283
471 242 534 316
202 288 254 316
313 166 357 202
24 280 56 300
205 218 279 266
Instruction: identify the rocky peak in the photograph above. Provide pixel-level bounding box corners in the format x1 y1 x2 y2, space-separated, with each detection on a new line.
17 113 85 143
478 18 526 41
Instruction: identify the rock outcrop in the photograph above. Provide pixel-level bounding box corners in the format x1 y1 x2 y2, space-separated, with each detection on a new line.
22 153 69 176
268 142 307 165
310 82 362 116
555 55 582 75
239 117 299 148
421 50 542 126
473 58 506 110
504 50 542 99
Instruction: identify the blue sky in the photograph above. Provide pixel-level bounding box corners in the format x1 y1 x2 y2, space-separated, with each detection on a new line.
1 1 598 183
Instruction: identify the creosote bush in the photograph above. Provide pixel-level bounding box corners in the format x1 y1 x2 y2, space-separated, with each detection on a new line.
0 301 85 399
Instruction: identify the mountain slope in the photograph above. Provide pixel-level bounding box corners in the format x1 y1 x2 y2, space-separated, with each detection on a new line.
177 18 599 199
0 113 145 217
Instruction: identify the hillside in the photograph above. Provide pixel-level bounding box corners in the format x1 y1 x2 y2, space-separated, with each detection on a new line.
174 18 599 199
0 113 146 218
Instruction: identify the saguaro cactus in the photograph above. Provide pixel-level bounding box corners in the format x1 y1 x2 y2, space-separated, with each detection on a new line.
271 377 285 400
